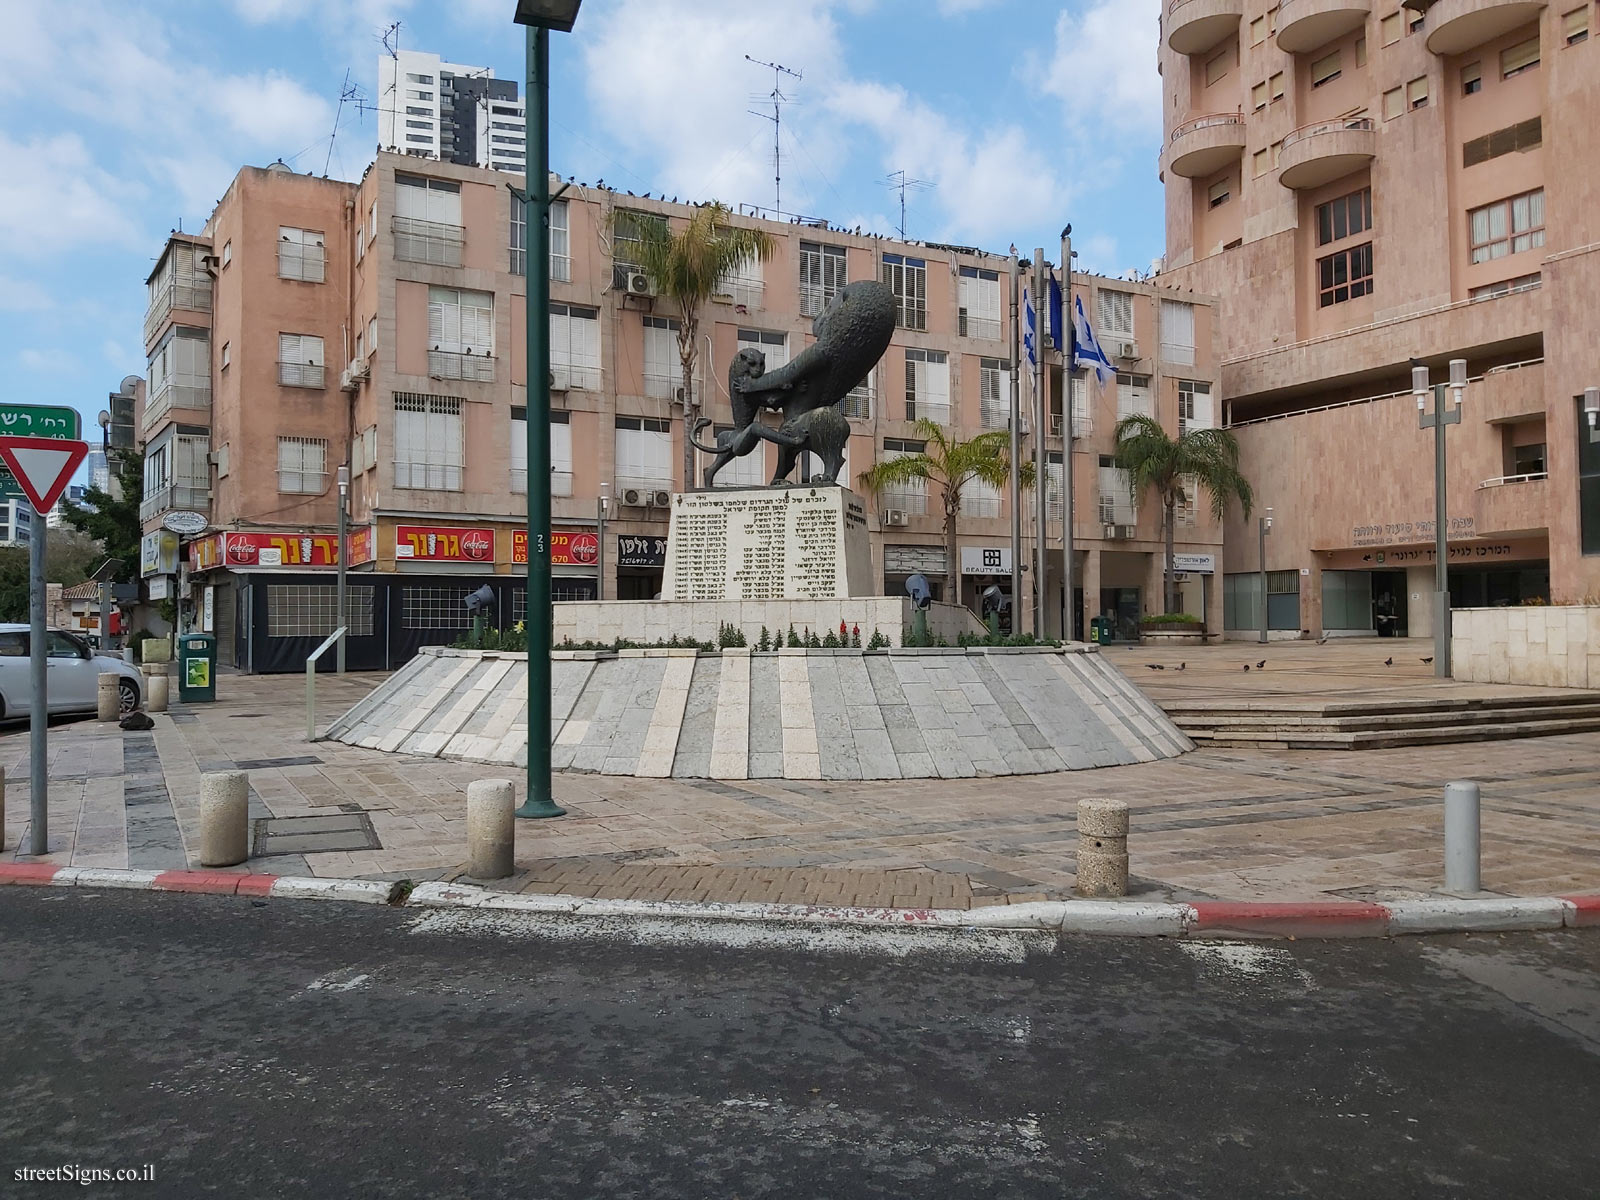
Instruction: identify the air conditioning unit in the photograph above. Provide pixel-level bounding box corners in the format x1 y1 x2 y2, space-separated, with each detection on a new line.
881 509 909 527
1103 523 1137 540
1114 339 1139 361
626 271 654 297
649 489 672 508
620 486 647 507
339 367 357 392
550 367 569 392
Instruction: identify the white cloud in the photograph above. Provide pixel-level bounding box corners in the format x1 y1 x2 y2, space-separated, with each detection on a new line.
216 74 335 146
0 134 144 260
0 275 56 312
18 347 86 375
1039 0 1162 135
936 0 1001 14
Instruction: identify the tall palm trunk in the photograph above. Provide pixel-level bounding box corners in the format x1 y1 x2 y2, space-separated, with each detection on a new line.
678 315 698 492
1163 492 1177 614
943 494 959 607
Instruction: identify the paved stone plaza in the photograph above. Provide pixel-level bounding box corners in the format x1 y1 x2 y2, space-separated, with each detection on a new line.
3 641 1597 909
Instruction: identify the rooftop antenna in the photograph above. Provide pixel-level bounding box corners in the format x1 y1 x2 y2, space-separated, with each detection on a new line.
745 55 801 219
324 70 375 175
885 169 932 240
378 21 402 153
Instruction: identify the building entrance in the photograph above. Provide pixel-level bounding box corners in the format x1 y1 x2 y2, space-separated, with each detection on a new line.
1371 569 1407 637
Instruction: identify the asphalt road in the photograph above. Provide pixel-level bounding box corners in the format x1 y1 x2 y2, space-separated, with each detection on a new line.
1 890 1596 1199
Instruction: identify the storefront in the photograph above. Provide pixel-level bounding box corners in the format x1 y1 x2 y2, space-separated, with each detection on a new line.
616 534 667 600
960 545 1014 633
883 543 948 603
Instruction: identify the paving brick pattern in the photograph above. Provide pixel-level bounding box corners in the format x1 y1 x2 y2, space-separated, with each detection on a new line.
2 643 1597 907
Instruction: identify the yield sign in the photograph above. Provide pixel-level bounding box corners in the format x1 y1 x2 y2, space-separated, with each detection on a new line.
0 435 90 514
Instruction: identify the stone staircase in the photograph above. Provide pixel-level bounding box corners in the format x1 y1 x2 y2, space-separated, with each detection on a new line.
1161 693 1600 750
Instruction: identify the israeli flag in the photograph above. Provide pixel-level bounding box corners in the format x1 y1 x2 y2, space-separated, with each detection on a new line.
1073 294 1115 386
1023 287 1036 367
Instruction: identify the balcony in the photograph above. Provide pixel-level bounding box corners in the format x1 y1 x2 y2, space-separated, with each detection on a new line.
392 215 464 267
1163 114 1248 179
1166 0 1245 55
140 381 210 433
278 361 327 389
841 383 875 421
1474 472 1548 536
426 349 494 383
143 282 212 348
1278 117 1376 190
1276 0 1372 53
1425 0 1546 55
139 484 210 524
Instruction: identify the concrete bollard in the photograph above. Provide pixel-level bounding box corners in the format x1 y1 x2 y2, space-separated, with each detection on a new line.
0 764 6 852
466 779 516 880
147 674 169 713
1076 797 1130 898
98 673 121 721
1444 780 1481 895
199 771 250 867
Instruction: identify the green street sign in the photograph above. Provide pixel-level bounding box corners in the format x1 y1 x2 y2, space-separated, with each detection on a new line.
0 404 84 501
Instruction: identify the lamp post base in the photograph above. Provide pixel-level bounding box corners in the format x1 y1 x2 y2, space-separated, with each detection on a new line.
515 796 567 819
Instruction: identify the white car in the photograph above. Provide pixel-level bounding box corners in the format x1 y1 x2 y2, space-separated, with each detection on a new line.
0 625 144 719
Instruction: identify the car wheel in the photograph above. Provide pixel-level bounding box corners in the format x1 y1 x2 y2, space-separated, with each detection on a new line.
118 678 139 715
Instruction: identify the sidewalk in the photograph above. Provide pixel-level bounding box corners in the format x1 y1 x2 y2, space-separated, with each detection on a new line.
3 660 1597 909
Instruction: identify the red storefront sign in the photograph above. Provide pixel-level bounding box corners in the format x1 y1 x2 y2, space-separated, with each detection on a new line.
512 529 599 566
346 526 376 567
190 532 339 569
189 534 224 571
395 524 497 562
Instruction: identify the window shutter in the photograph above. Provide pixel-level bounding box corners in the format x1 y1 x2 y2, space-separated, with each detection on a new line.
1501 36 1540 76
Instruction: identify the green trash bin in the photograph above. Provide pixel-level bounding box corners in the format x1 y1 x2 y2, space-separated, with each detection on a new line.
1088 617 1106 644
178 634 217 703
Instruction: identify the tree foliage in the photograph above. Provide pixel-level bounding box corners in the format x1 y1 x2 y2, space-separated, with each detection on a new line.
58 449 143 581
1111 414 1253 614
856 418 1034 603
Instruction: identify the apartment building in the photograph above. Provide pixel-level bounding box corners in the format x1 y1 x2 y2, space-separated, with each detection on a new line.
137 151 1221 670
1158 0 1600 638
378 49 526 174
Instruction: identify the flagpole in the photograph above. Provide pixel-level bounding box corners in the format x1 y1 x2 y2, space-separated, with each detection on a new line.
1060 228 1074 641
1032 248 1046 638
1008 253 1022 622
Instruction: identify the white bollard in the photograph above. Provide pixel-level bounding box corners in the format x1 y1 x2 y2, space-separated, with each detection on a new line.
466 779 516 880
1076 797 1130 898
98 673 121 721
147 674 169 713
199 771 250 867
1444 780 1481 895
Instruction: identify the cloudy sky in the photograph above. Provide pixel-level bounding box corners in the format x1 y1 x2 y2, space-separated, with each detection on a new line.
2 0 1164 445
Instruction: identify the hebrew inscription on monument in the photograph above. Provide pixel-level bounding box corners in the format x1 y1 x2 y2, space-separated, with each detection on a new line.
662 486 873 601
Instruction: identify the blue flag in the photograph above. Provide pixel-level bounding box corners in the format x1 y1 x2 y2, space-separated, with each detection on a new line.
1073 294 1115 386
1023 287 1036 367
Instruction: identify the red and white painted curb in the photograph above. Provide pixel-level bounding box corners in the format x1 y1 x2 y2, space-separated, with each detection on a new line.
2 863 1596 939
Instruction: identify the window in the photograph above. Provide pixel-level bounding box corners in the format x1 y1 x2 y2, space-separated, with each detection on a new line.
1178 380 1213 435
1068 371 1092 438
1205 47 1231 86
277 333 324 388
401 586 475 631
277 437 326 494
394 174 463 266
550 198 570 281
611 208 652 279
406 119 433 130
978 357 1008 429
1318 242 1373 307
1311 50 1342 87
800 241 848 317
368 201 377 243
1469 189 1545 263
957 266 1002 339
643 315 681 400
143 326 209 429
712 422 768 488
717 254 764 309
268 585 375 638
737 328 789 383
355 223 364 264
1098 456 1136 525
1268 4 1278 33
1407 75 1429 109
1253 148 1270 177
1269 72 1285 102
394 394 463 490
220 342 230 370
1463 117 1542 167
1355 37 1367 67
428 287 494 381
406 89 434 102
1161 300 1196 366
1316 187 1372 246
1097 290 1134 339
614 416 674 488
880 438 928 514
1383 87 1404 119
277 226 325 282
1462 62 1482 94
550 303 601 390
961 477 1001 519
406 72 435 84
405 134 431 145
1502 35 1540 77
509 197 525 275
1408 7 1425 30
221 240 232 267
1250 16 1266 45
842 369 875 421
1514 442 1547 476
1381 12 1402 46
1116 373 1152 421
406 105 431 116
1469 271 1541 300
880 253 928 330
904 348 949 423
214 442 231 479
367 316 377 355
510 407 572 494
1566 7 1591 44
1252 80 1268 110
1207 177 1232 209
1175 473 1200 527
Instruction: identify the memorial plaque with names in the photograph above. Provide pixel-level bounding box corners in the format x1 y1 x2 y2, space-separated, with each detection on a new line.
662 487 873 601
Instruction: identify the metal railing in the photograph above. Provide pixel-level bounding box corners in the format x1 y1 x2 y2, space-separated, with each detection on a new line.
393 215 464 267
427 349 495 382
140 381 210 431
306 626 348 741
1229 356 1546 428
278 361 326 389
1282 116 1375 151
143 283 212 345
139 485 209 522
1478 471 1548 489
1170 112 1246 143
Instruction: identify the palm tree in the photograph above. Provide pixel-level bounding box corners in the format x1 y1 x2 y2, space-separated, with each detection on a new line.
615 203 774 490
1111 414 1253 615
856 418 1034 605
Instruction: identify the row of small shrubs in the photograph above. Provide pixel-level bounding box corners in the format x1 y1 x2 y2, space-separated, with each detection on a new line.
1138 612 1202 627
454 623 895 653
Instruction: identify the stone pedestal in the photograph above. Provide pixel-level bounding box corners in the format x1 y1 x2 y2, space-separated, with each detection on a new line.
662 486 873 601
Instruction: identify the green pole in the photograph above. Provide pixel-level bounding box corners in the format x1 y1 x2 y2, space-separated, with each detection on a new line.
517 23 564 819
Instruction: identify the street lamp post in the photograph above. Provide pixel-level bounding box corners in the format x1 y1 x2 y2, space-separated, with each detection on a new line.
1257 507 1273 645
336 465 349 673
1416 360 1465 679
596 482 609 601
513 0 581 819
1585 386 1599 442
97 409 111 651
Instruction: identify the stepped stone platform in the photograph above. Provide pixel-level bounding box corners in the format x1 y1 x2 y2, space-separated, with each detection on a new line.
324 645 1193 780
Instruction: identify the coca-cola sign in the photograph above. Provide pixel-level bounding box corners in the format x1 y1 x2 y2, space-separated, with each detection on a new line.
512 529 600 567
395 524 500 563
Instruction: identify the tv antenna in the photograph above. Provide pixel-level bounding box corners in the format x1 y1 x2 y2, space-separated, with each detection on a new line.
745 55 801 219
378 21 402 152
885 169 932 240
325 70 376 175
